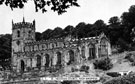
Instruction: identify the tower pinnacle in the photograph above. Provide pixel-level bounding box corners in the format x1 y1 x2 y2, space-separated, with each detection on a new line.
23 17 25 22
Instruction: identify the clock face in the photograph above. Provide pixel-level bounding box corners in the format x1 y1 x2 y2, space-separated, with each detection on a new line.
16 40 20 45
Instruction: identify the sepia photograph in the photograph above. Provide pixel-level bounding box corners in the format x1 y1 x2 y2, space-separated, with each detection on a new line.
0 0 135 84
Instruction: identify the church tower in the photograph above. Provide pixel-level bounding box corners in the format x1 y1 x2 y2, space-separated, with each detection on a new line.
11 18 35 71
12 17 35 53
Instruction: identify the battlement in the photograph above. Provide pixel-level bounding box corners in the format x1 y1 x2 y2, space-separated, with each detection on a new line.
24 35 99 46
25 37 65 45
12 18 35 30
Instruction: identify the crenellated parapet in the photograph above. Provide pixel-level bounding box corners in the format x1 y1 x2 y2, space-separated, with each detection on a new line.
12 21 35 30
25 37 65 45
23 36 100 54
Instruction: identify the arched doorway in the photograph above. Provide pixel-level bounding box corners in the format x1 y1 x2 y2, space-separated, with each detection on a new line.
37 55 41 69
67 50 74 65
56 52 62 67
20 60 25 72
45 54 50 68
88 44 95 60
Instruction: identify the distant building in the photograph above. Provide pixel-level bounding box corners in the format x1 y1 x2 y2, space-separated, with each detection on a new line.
1 18 111 84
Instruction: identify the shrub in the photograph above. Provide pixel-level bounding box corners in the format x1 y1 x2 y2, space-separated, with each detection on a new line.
93 57 113 70
104 73 135 84
80 65 89 73
125 53 135 62
106 72 121 77
131 62 135 66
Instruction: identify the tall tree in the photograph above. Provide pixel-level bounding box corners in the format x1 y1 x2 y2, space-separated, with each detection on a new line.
109 16 121 26
92 19 107 36
41 29 53 40
35 32 42 41
50 27 64 38
121 5 135 43
108 16 123 45
75 22 86 38
63 25 74 36
0 34 11 70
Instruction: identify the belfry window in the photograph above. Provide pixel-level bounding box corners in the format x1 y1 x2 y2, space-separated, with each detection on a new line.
16 40 20 45
20 60 25 72
17 30 20 37
28 30 31 37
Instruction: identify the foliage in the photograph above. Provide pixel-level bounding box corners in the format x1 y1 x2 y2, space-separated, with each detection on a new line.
117 38 130 52
125 53 135 62
61 81 79 84
93 57 113 70
131 62 135 66
92 20 108 36
121 5 135 43
41 29 53 40
106 72 121 77
0 34 11 70
80 65 89 73
125 53 135 66
0 0 80 15
35 32 42 41
109 16 121 26
104 73 135 84
0 34 11 59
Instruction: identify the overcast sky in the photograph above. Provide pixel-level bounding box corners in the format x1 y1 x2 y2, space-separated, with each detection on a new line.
0 0 135 34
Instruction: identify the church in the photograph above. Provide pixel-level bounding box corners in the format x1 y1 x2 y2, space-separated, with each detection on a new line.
1 18 111 84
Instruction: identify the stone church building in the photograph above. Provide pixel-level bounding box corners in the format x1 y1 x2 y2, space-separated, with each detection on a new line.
1 18 111 84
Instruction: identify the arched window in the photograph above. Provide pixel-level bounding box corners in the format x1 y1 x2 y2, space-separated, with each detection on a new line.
67 50 74 65
17 30 20 37
45 54 50 68
81 46 85 59
37 55 41 69
56 52 62 66
99 38 108 57
20 60 25 72
88 44 95 60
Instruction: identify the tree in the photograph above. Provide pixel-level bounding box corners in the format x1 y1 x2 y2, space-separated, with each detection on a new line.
109 16 121 26
50 27 64 38
75 22 87 38
63 25 74 36
0 0 80 15
117 38 129 52
108 16 123 45
35 32 42 41
121 5 135 43
0 34 11 59
0 34 12 70
92 19 107 36
121 5 135 27
41 29 53 40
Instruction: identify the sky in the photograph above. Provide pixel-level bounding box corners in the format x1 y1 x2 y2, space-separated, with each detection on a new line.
0 0 135 34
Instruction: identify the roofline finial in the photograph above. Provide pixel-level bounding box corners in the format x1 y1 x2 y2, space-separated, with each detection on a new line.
12 19 14 24
23 17 25 22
